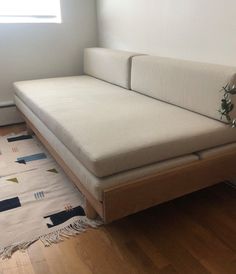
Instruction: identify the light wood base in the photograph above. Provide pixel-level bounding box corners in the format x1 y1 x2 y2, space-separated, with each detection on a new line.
103 148 236 222
18 109 236 223
85 200 98 220
26 123 34 135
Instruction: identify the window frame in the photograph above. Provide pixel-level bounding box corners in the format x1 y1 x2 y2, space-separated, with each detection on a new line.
0 0 61 24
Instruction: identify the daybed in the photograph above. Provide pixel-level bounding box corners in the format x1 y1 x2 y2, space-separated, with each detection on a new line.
14 48 236 222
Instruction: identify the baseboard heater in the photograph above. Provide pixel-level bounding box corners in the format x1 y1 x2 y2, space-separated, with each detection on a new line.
0 101 24 126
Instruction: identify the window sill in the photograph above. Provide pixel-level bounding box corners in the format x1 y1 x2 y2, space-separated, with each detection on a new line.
0 16 61 24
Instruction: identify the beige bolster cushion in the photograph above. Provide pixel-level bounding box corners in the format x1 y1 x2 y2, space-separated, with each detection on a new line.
131 55 236 121
84 47 140 89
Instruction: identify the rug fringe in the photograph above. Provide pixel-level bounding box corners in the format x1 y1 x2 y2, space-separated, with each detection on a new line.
0 217 102 259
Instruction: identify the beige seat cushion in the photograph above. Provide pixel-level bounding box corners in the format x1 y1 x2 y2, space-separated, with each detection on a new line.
14 75 236 177
15 95 200 200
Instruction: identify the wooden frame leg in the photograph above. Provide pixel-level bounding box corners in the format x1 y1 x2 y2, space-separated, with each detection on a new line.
26 123 34 135
85 199 97 219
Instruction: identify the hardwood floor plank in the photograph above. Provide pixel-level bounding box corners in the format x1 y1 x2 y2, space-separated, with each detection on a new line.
106 219 170 272
175 186 236 252
125 240 160 274
42 243 71 274
159 265 179 274
56 238 93 274
135 214 211 274
75 229 136 274
153 204 235 274
27 242 50 274
132 232 170 270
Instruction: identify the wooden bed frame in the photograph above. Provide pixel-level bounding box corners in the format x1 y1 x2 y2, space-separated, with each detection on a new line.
21 111 236 223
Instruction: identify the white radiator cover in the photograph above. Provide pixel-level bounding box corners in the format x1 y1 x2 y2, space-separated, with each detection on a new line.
0 101 23 126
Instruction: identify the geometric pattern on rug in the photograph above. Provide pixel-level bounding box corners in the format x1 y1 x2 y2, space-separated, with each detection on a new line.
0 132 101 259
6 178 19 184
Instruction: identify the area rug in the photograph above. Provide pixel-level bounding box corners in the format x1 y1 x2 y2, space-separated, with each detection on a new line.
0 132 101 259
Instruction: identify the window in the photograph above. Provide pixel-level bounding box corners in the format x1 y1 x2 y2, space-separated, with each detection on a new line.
0 0 61 23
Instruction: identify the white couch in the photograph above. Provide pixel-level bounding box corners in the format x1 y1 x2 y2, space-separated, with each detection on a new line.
14 48 236 222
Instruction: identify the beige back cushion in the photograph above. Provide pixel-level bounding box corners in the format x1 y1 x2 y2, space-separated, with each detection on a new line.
84 48 140 89
131 55 236 121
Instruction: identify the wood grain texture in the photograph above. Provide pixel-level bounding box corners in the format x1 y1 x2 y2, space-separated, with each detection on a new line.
103 148 236 222
85 200 98 220
0 125 236 274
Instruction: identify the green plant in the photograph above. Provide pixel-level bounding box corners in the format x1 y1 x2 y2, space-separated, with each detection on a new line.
219 83 236 127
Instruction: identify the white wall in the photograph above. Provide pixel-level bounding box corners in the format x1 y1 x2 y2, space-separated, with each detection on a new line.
97 0 236 66
0 0 97 104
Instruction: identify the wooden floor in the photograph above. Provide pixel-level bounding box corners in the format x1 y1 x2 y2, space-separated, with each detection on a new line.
0 124 236 274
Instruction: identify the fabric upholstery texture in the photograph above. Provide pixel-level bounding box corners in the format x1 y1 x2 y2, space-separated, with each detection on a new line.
131 55 236 121
14 96 199 200
14 75 236 178
84 47 140 89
